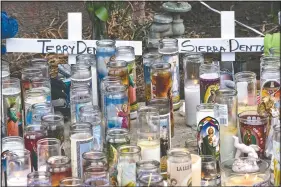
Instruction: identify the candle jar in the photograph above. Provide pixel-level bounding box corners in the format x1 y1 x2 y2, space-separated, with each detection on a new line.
82 151 108 181
47 156 72 187
2 136 24 154
6 149 32 187
21 68 43 97
138 173 164 186
143 52 162 104
104 85 130 130
158 39 181 111
115 46 138 119
183 52 204 127
117 145 141 186
27 171 52 187
2 78 23 137
199 63 220 103
41 113 65 142
79 112 103 151
70 123 94 178
167 148 192 186
260 56 280 76
147 98 173 176
71 64 92 88
1 60 10 79
30 58 50 78
214 61 234 89
70 86 93 124
215 90 238 162
96 40 116 93
106 128 130 186
24 125 47 171
235 71 257 113
37 138 61 172
238 111 269 158
30 77 52 102
59 177 84 187
84 178 110 186
107 60 129 87
271 124 280 186
76 54 98 106
221 157 270 186
196 103 216 125
269 47 280 56
201 155 218 186
137 106 160 162
136 160 160 179
26 102 53 126
191 154 202 187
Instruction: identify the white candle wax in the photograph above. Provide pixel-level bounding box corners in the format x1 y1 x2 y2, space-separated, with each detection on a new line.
236 82 248 104
191 154 201 187
91 66 98 106
200 73 219 79
196 109 215 125
225 174 266 186
185 84 200 126
7 177 27 187
137 139 161 162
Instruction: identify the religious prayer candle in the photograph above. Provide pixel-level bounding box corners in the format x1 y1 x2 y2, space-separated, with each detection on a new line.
167 148 192 186
107 60 129 87
70 123 94 178
183 52 204 127
191 154 201 186
26 102 53 126
115 46 138 119
2 78 23 137
30 77 52 103
199 64 220 103
196 103 216 125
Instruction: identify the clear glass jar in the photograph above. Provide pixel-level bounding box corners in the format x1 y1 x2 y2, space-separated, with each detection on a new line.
84 178 110 187
105 85 130 130
143 52 162 104
272 124 280 186
71 64 92 88
47 156 72 187
1 60 10 79
167 148 192 186
76 54 96 66
59 177 84 187
235 71 257 113
260 56 280 77
21 68 43 96
41 113 65 142
183 52 204 127
199 63 220 103
107 60 129 87
70 123 94 178
196 103 216 125
158 39 181 111
27 171 51 187
2 78 23 136
117 145 141 186
136 160 160 179
201 155 217 186
215 90 238 162
2 136 24 154
82 151 108 181
26 102 53 126
115 46 138 119
30 77 52 102
106 128 130 186
30 58 49 78
138 173 164 186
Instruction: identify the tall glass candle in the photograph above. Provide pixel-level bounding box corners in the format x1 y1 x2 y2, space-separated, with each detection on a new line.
21 68 42 97
30 58 50 78
167 148 192 186
158 38 181 111
71 64 92 88
143 52 162 104
2 136 24 154
183 52 204 127
6 149 32 187
115 46 138 119
117 145 141 186
199 63 220 103
235 71 257 113
107 60 129 88
31 77 52 102
215 90 238 162
26 102 53 126
27 171 51 187
260 56 280 79
201 155 217 186
2 78 23 136
24 125 47 171
191 154 202 186
196 103 216 126
41 113 65 142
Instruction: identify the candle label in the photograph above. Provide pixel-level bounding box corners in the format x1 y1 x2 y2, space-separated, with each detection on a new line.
167 161 192 186
163 55 180 105
127 60 138 113
108 67 129 87
105 96 130 129
197 116 220 161
71 137 94 178
216 104 228 126
93 125 102 151
160 113 171 174
96 50 116 84
199 77 220 103
144 63 151 104
273 140 280 186
117 162 137 186
74 101 92 122
3 90 22 136
261 80 280 111
239 115 267 158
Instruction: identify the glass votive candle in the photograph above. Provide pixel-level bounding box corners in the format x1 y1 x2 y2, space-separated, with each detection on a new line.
238 111 269 158
31 77 52 102
6 149 32 187
47 156 72 187
201 155 218 186
27 171 51 187
138 173 164 186
82 151 108 181
37 138 61 171
21 67 43 96
136 160 160 179
59 177 84 187
221 157 270 186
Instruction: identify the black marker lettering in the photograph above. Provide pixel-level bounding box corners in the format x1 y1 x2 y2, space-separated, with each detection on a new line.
46 45 54 53
77 41 87 54
68 46 75 54
62 45 68 54
37 40 51 53
56 45 62 54
181 40 195 52
229 39 239 52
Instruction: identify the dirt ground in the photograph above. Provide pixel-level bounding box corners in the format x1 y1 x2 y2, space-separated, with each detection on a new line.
2 1 280 102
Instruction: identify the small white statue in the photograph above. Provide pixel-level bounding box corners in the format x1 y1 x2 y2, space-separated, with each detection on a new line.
232 136 260 173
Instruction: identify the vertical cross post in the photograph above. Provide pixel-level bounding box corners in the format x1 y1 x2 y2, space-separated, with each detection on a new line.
68 13 82 64
221 11 235 61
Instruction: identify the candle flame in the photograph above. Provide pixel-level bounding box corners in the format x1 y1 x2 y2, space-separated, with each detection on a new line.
193 80 198 84
245 174 249 180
